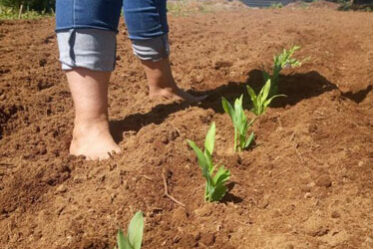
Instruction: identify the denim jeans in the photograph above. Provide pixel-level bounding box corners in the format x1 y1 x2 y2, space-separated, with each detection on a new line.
55 0 168 40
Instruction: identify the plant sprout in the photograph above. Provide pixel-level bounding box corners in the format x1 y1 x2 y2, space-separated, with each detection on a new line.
265 45 303 96
187 122 231 202
115 211 144 249
222 95 255 152
246 78 286 116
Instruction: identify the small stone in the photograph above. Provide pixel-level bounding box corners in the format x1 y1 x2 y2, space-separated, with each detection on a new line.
272 209 282 218
73 175 85 184
192 231 201 241
55 184 67 193
56 205 65 215
161 136 169 144
172 235 181 244
331 211 341 218
111 177 121 189
304 192 312 199
168 130 180 141
300 185 312 192
237 155 242 165
257 198 269 209
316 174 332 187
200 233 215 246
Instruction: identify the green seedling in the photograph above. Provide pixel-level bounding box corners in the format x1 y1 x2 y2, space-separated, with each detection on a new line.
187 123 231 202
222 95 255 152
246 78 286 116
265 45 303 96
115 211 144 249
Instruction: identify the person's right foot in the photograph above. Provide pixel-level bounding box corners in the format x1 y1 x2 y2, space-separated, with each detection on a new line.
70 119 121 160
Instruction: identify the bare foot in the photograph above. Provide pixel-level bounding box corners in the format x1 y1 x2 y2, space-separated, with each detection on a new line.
149 87 207 103
70 120 121 160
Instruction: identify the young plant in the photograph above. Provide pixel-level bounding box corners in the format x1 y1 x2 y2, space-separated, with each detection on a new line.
265 45 303 96
187 123 230 202
115 211 144 249
222 95 255 152
246 78 286 116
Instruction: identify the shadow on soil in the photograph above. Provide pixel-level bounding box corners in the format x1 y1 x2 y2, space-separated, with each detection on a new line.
110 69 371 143
221 182 243 204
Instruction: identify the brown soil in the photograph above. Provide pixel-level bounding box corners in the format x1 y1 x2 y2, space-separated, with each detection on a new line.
0 6 372 249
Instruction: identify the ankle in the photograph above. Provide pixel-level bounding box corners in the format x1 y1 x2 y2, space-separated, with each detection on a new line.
73 115 109 137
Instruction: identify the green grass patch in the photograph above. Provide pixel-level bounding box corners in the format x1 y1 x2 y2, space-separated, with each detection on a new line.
167 0 212 16
0 5 53 20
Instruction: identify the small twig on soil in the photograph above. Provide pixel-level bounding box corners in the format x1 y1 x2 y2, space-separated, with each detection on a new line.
308 153 324 165
289 131 296 142
294 143 305 164
142 175 153 181
277 116 283 129
234 219 253 227
198 242 209 248
289 132 304 164
162 169 185 208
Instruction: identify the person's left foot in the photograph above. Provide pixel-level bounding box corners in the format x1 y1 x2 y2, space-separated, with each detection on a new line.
149 87 207 103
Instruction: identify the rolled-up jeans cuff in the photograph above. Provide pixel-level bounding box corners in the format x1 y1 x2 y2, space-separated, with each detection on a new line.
131 34 170 62
56 28 117 72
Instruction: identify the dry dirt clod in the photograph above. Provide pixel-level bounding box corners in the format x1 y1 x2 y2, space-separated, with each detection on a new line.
257 198 269 209
300 185 312 192
173 235 181 244
316 174 332 187
200 232 215 246
172 206 188 221
194 204 213 217
73 175 85 184
331 211 341 218
161 135 169 144
55 184 67 194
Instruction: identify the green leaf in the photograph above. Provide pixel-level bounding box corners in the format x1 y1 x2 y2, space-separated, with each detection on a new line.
260 79 272 105
127 211 144 249
212 166 230 185
187 139 213 188
246 84 257 103
210 183 227 202
187 139 209 172
233 95 244 128
246 85 259 114
204 122 216 155
244 132 255 148
221 97 234 120
263 94 287 109
205 180 215 201
117 229 132 249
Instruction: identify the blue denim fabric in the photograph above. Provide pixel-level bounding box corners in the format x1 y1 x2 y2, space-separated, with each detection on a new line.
55 0 168 40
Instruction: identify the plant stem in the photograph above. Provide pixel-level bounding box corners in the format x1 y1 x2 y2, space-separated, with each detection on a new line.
234 128 238 152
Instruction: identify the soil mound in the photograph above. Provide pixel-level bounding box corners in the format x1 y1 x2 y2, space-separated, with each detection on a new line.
0 8 372 249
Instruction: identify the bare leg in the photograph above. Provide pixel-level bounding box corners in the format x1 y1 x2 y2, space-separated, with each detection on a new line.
141 57 206 103
66 68 120 160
